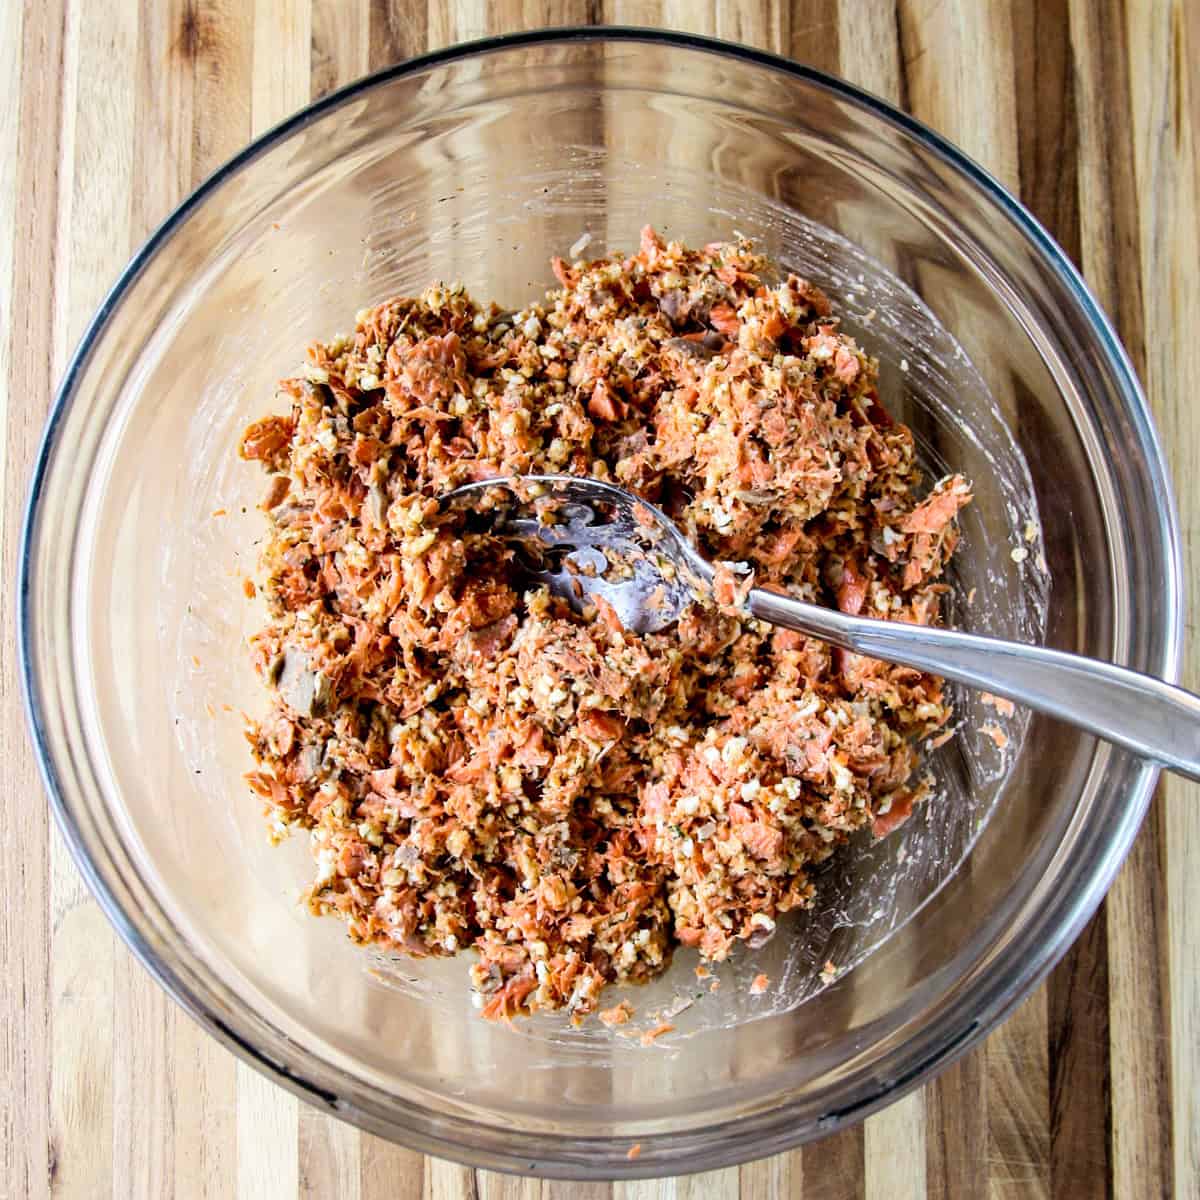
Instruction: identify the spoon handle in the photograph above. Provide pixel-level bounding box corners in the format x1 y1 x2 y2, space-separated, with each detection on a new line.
749 588 1200 781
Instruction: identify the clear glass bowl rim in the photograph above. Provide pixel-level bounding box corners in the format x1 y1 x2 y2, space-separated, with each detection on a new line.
19 26 1182 1179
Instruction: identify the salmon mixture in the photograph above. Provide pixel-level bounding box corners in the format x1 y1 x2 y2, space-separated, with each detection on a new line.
240 228 970 1020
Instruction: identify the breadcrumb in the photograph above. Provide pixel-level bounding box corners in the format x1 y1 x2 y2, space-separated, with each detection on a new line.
980 692 1016 717
980 722 1009 750
599 1001 635 1027
639 1022 675 1046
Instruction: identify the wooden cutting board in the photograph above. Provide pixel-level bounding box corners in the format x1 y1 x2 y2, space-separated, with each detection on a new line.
2 3 1195 1197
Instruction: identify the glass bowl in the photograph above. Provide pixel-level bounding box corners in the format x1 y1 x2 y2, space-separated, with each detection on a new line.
20 30 1180 1179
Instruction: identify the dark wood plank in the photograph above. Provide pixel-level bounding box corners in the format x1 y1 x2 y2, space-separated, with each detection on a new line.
1010 5 1114 1199
368 0 430 67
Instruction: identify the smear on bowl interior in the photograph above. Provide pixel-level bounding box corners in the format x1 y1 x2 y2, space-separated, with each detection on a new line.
239 228 970 1021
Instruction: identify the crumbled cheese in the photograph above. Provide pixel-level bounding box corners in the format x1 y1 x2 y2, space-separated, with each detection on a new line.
721 736 748 765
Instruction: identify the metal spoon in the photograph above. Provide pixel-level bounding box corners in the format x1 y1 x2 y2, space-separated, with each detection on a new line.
443 473 1200 781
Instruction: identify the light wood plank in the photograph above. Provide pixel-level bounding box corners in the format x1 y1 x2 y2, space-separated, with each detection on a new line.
1067 4 1177 1200
548 1184 622 1200
312 0 370 98
896 8 1055 1200
1009 6 1114 1199
107 7 210 1198
368 0 430 66
300 1105 363 1200
897 0 1019 190
738 1152 797 1200
48 1 141 1195
685 1169 740 1200
1105 827 1174 1200
1065 0 1148 365
172 2 253 1193
865 1093 926 1200
236 1061 300 1200
1122 5 1198 1200
839 20 917 1198
476 1171 541 1200
252 0 313 135
835 0 902 102
240 3 313 1194
424 1157 478 1200
173 1013 238 1200
984 1012 1050 1200
294 6 375 1194
361 1133 425 1200
112 953 175 1199
0 0 22 535
191 0 255 188
131 0 194 242
615 1179 674 1200
0 11 55 1200
433 0 488 43
1047 910 1112 1200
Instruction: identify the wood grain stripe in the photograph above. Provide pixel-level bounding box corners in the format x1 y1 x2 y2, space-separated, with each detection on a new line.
299 6 373 1196
354 33 438 1200
1121 9 1199 1194
1048 910 1112 1200
110 12 199 1194
236 1061 300 1199
545 1183 613 1200
835 18 928 1198
312 0 369 98
0 8 55 1199
617 1171 742 1200
1106 823 1174 1200
426 1158 479 1200
893 7 1061 1200
176 5 250 1193
865 1094 926 1200
173 1012 237 1200
0 0 20 534
368 0 429 67
835 0 901 103
475 1171 540 1200
1069 4 1176 1199
925 1054 987 1200
738 1153 795 1200
113 953 175 1198
1009 5 1115 1199
360 1132 423 1200
48 1 142 1195
189 0 254 187
238 4 312 1193
1012 0 1080 269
